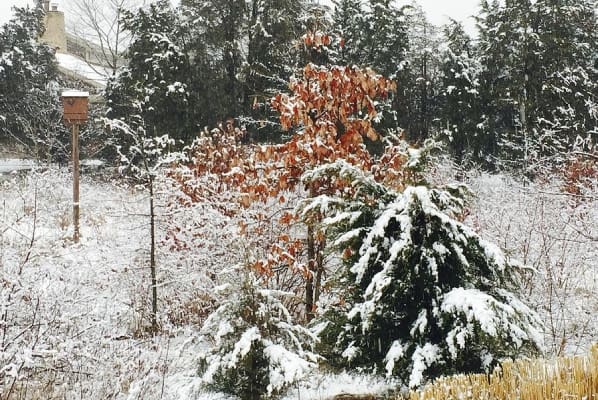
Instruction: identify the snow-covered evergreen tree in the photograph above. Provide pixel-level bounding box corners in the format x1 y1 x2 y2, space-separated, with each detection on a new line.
198 269 319 399
476 0 597 170
302 159 543 388
105 0 190 142
243 0 306 141
402 3 442 142
330 0 409 134
438 21 484 163
332 0 365 66
532 0 597 162
0 1 66 160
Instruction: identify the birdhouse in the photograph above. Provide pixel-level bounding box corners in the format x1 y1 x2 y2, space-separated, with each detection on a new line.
61 91 89 125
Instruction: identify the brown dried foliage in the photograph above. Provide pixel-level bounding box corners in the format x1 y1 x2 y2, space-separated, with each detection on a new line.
562 153 597 198
170 47 406 303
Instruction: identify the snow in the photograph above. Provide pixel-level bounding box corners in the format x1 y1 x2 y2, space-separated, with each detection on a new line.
1 161 595 398
441 288 501 336
384 340 405 376
410 309 429 337
61 90 89 97
409 344 440 388
0 167 244 399
0 158 37 173
55 52 111 87
281 371 396 400
264 342 314 395
466 172 598 355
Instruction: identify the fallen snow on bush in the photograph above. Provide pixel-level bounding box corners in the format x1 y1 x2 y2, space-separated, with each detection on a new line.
465 172 598 355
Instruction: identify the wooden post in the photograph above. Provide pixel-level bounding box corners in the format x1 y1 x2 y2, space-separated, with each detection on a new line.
72 123 80 242
61 90 88 243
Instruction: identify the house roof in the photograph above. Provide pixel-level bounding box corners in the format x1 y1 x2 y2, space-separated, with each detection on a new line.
55 52 112 88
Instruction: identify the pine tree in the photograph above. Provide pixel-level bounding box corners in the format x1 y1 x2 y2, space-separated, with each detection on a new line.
476 0 535 166
0 1 66 160
304 159 543 388
243 0 305 141
105 0 190 141
198 269 319 399
476 0 597 171
438 21 484 163
331 0 364 66
331 0 410 136
532 0 597 164
196 0 247 118
402 3 442 142
178 0 310 138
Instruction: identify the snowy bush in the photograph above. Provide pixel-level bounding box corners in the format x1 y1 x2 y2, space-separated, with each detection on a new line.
302 161 543 388
465 172 598 355
198 270 320 399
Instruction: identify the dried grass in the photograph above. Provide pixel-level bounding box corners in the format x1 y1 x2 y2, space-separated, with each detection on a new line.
408 344 598 400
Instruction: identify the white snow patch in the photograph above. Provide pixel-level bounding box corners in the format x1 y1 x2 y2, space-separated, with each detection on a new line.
56 52 111 86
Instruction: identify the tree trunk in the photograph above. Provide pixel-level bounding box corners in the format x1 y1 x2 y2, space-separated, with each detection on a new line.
314 235 325 306
305 224 316 322
148 174 158 332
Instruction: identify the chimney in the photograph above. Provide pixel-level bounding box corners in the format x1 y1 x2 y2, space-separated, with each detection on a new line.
40 1 67 53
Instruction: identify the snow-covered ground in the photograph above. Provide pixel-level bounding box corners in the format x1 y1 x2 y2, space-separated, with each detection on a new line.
466 172 598 355
0 158 37 173
1 166 596 399
0 168 393 399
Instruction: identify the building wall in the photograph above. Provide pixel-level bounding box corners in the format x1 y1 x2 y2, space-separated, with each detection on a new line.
41 9 67 53
41 4 123 70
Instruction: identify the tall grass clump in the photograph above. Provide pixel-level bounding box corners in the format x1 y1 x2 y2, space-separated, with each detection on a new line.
408 344 598 400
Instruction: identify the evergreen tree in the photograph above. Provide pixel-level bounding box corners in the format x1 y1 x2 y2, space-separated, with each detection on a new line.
476 0 597 170
363 0 409 80
0 1 66 160
402 3 442 142
304 159 543 388
331 0 409 135
532 0 597 163
289 2 334 67
476 0 530 165
174 0 309 138
243 0 305 141
198 269 319 399
186 0 247 119
438 21 484 163
105 0 190 142
331 0 364 66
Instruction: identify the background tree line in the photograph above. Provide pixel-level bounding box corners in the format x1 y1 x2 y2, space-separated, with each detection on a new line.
105 0 597 173
1 0 596 170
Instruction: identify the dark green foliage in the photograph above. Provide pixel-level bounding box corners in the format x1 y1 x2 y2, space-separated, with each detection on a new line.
243 0 305 141
438 21 485 163
206 339 270 400
332 0 364 66
401 4 442 142
105 0 191 142
108 0 310 144
183 0 247 120
475 0 597 170
198 272 318 399
0 0 67 160
301 160 543 388
330 0 410 136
